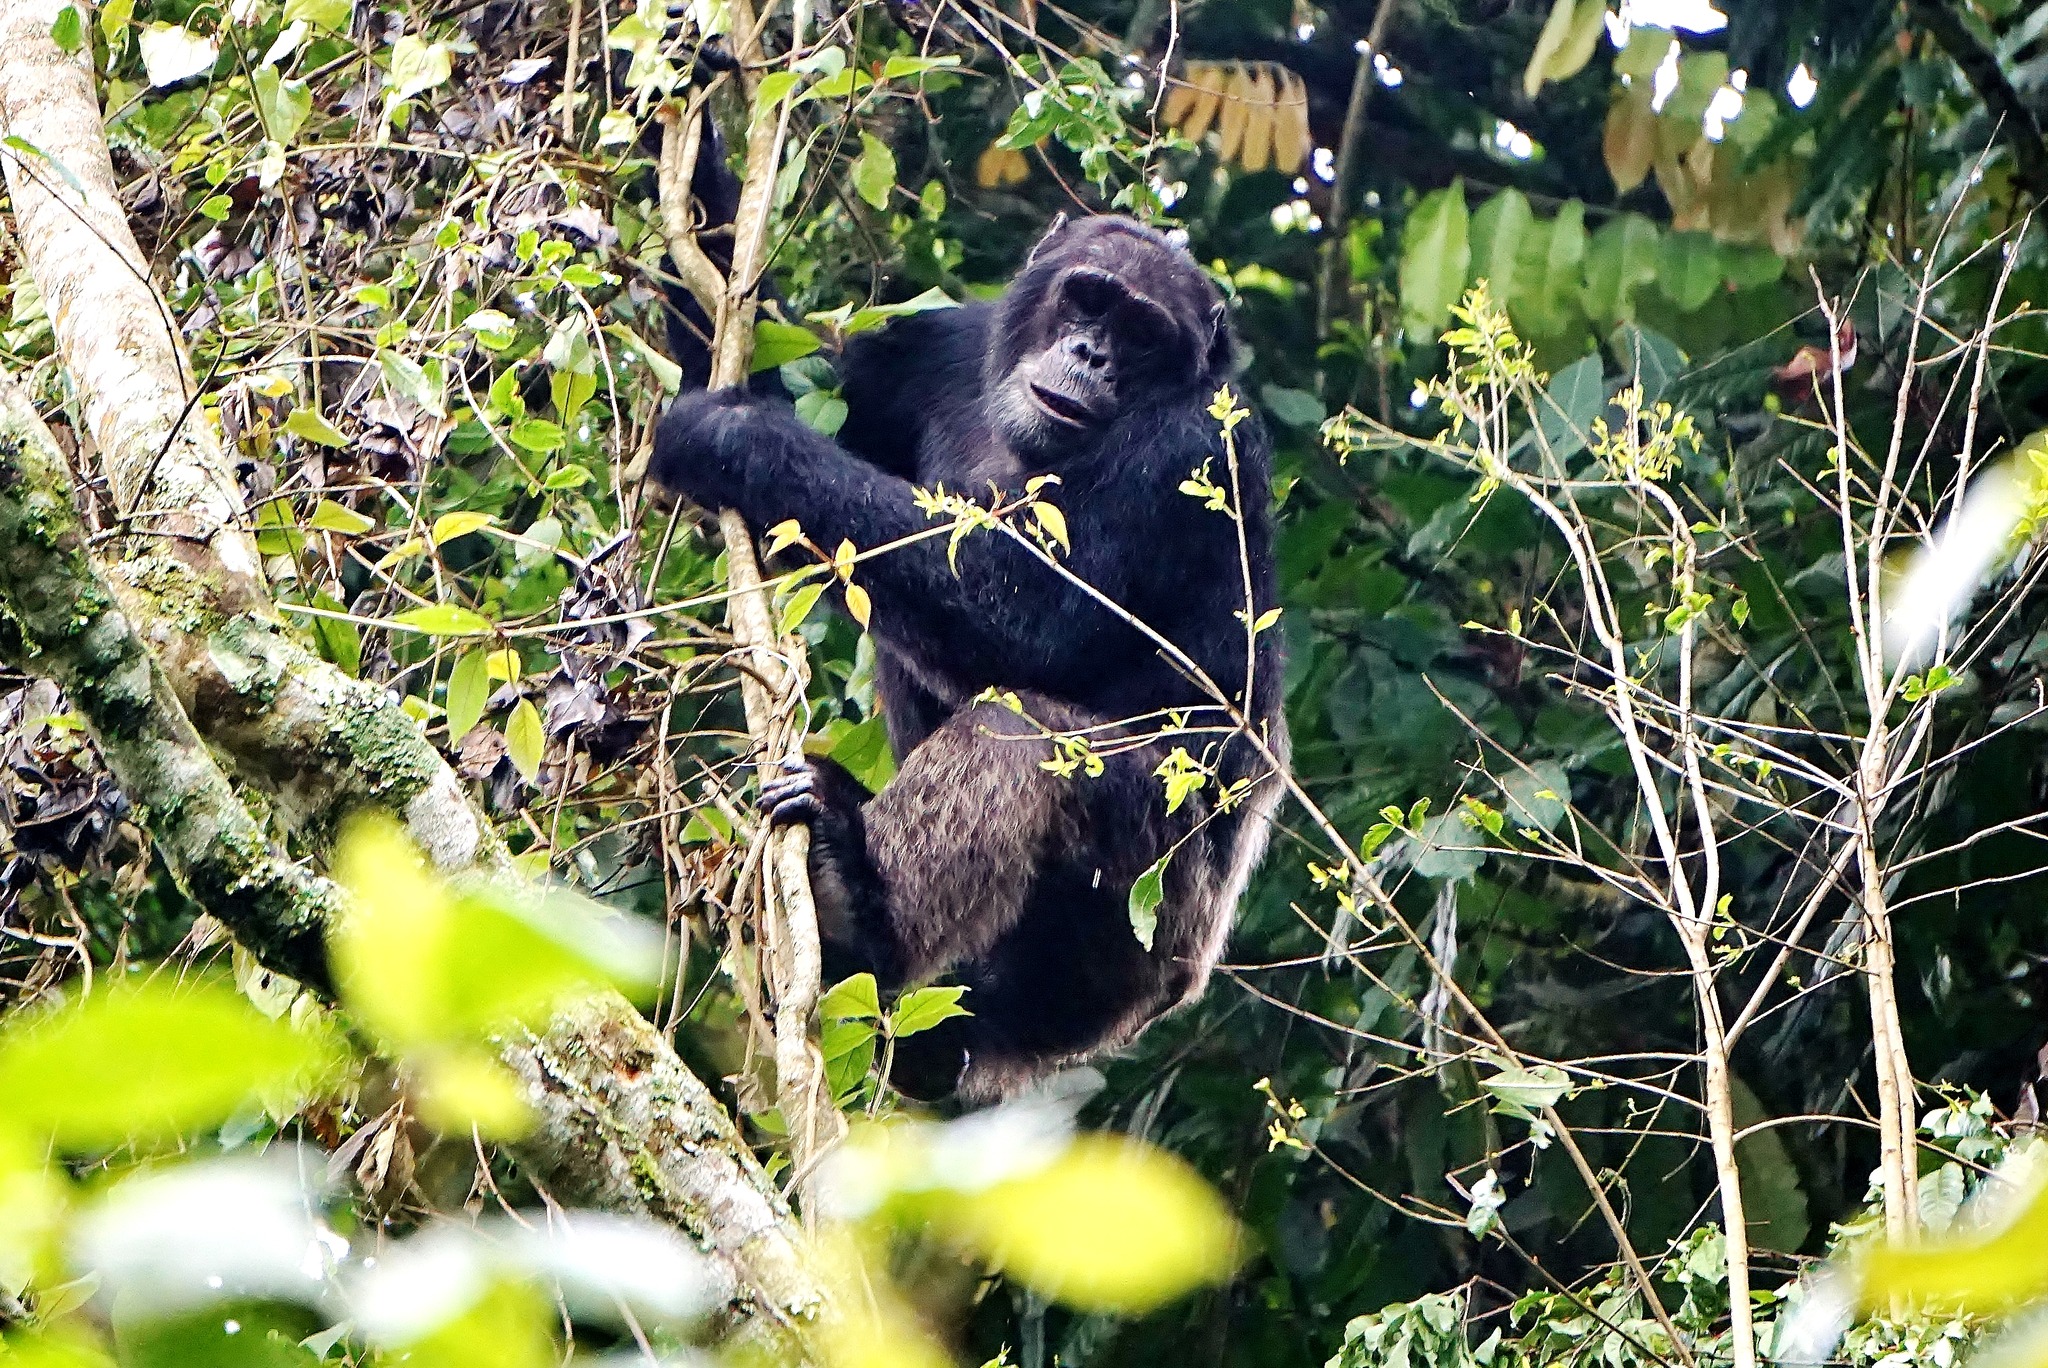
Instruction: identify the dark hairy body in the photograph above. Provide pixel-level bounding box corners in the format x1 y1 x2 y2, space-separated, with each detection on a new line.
651 215 1287 1101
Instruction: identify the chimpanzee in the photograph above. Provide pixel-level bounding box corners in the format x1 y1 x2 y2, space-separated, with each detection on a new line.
651 213 1288 1102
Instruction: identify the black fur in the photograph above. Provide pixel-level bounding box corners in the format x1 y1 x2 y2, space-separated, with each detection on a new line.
651 216 1287 1102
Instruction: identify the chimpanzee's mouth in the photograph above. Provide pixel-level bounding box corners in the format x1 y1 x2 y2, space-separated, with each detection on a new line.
1030 384 1100 427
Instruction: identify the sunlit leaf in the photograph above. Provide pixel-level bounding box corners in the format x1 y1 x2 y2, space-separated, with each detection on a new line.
751 320 823 372
432 511 497 546
505 698 544 780
852 132 897 210
137 23 217 87
890 986 968 1038
780 581 828 636
948 1136 1239 1313
391 603 493 636
387 35 453 101
309 498 372 533
844 582 873 629
413 1048 534 1138
0 981 343 1150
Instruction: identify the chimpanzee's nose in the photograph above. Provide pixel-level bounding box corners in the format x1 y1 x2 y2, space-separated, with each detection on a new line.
1065 333 1109 370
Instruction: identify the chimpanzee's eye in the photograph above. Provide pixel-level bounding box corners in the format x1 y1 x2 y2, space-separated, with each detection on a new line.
1061 272 1118 318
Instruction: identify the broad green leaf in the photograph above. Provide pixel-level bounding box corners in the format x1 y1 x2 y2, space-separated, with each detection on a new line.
309 590 361 675
1479 1061 1571 1113
377 348 445 416
1611 323 1686 404
1520 0 1576 98
795 390 848 435
432 511 496 545
98 0 134 44
948 1136 1238 1314
283 0 351 31
252 67 313 145
603 323 683 394
1721 244 1784 289
309 498 373 534
543 464 593 490
1259 385 1325 430
284 407 347 447
331 817 661 1048
822 1019 877 1100
1532 353 1604 462
1731 1075 1809 1255
446 649 488 740
891 985 969 1038
49 7 82 53
1657 230 1723 312
0 980 343 1150
1128 856 1166 950
821 972 881 1021
137 23 218 87
1579 212 1661 328
1858 1173 2048 1311
509 418 565 452
881 53 960 80
1398 182 1470 340
780 581 827 635
751 320 823 372
1469 188 1534 305
1516 198 1587 337
391 604 493 636
1499 761 1571 833
852 132 897 210
753 69 801 116
825 714 895 791
254 498 305 556
824 285 958 336
505 698 544 779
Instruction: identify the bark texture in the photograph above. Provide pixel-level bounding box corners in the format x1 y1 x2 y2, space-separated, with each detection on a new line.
0 0 818 1329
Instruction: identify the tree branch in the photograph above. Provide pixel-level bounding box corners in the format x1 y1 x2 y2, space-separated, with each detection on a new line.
0 0 819 1326
1908 0 2048 204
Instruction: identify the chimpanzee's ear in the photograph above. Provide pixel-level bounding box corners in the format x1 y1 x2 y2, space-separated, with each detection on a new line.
1025 212 1071 266
1205 300 1236 376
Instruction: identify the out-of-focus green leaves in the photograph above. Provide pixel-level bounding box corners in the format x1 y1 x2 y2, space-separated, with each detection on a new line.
1857 1165 2048 1312
332 817 661 1048
1399 182 1470 339
0 981 344 1152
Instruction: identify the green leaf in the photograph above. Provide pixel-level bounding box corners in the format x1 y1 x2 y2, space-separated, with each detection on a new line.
1579 212 1661 328
753 69 801 116
391 604 493 636
309 498 373 534
1259 385 1325 430
332 819 661 1050
852 132 897 210
1499 761 1571 833
309 590 361 675
284 407 348 447
283 0 351 31
0 980 343 1150
377 348 445 416
1469 188 1534 305
820 972 881 1021
542 464 593 490
779 581 828 636
1611 323 1686 405
446 649 489 741
750 320 823 372
1399 182 1471 340
945 1135 1239 1314
825 714 896 791
505 698 544 779
890 985 970 1038
509 418 565 452
99 0 134 44
794 390 848 436
1515 199 1586 336
431 511 495 545
880 53 960 80
1532 353 1604 462
1128 855 1167 950
1479 1061 1571 1113
602 323 683 394
252 66 313 145
823 285 958 336
1657 230 1723 312
49 7 83 53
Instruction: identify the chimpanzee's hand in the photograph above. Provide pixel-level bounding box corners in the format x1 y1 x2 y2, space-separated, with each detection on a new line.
647 388 787 510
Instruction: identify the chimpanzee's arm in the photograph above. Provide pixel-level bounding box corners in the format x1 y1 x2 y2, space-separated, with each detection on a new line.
650 389 1208 691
